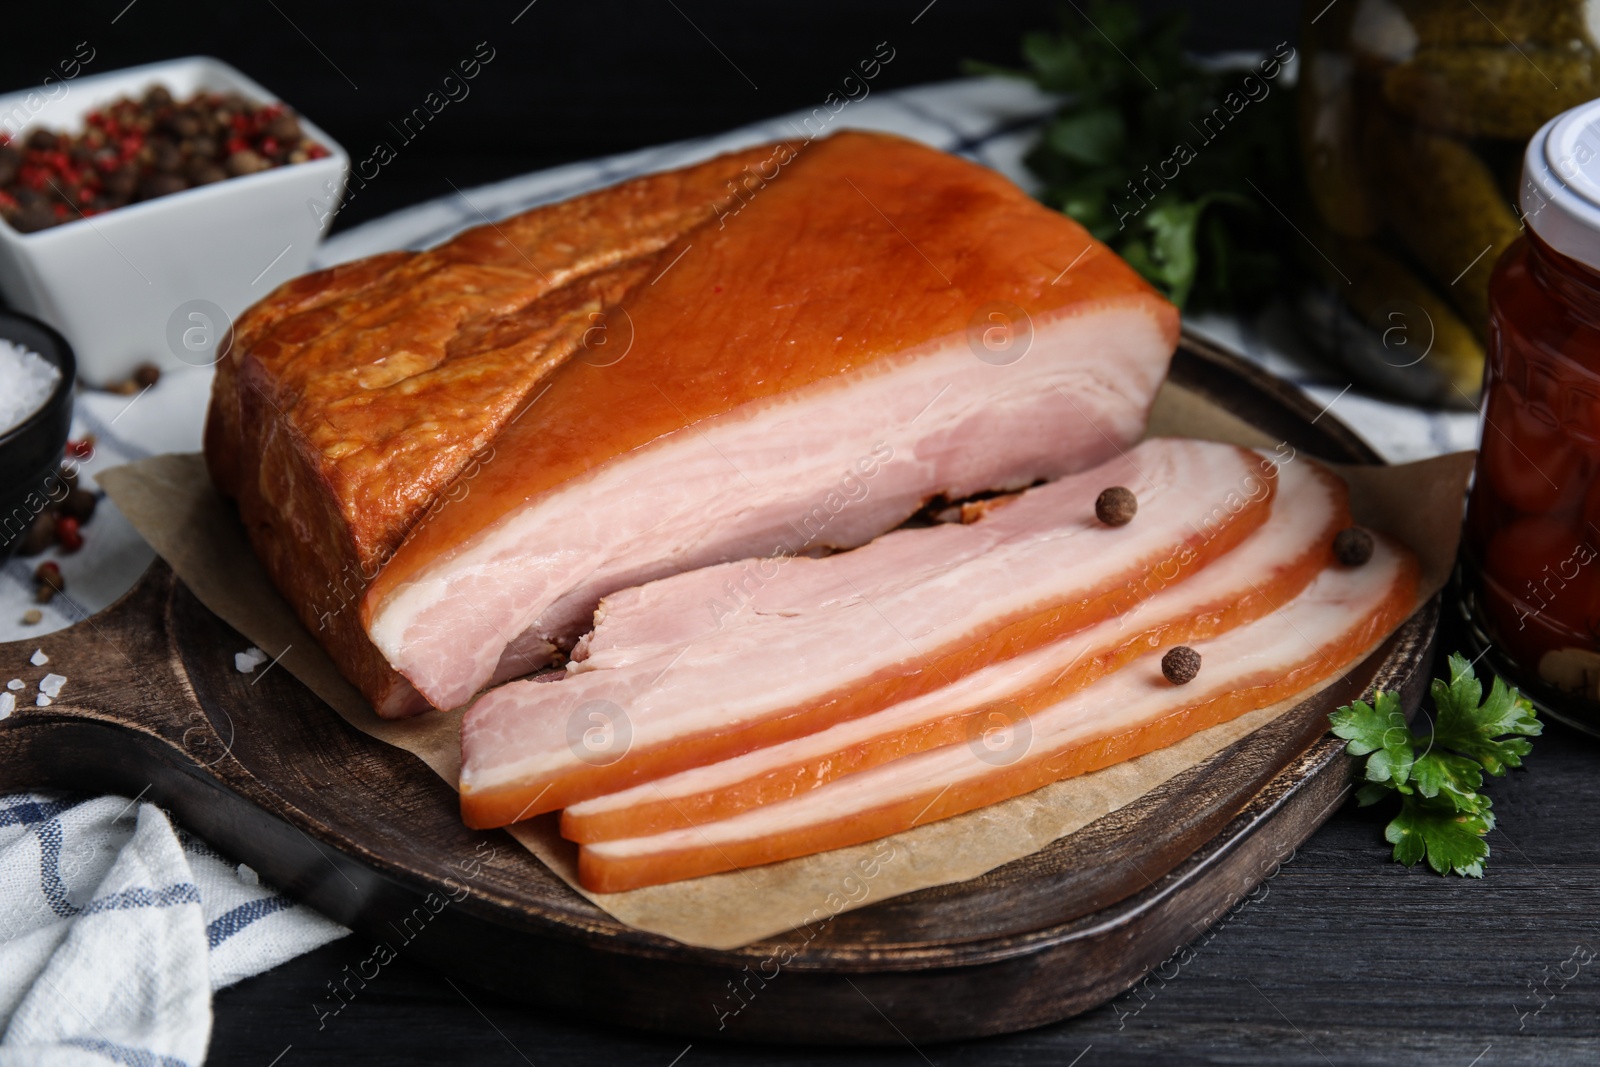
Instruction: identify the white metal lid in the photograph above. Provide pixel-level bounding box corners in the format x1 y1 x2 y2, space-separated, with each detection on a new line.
1523 100 1600 270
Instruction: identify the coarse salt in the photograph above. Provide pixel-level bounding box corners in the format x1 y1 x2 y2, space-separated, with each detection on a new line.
236 863 259 886
38 673 66 698
0 340 60 435
5 679 20 691
35 694 50 707
29 650 47 667
234 647 268 673
0 692 12 719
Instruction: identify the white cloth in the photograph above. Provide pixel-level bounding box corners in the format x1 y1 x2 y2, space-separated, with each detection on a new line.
0 794 345 1065
0 75 1481 1063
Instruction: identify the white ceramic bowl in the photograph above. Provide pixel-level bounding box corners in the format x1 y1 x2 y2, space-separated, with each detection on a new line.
0 57 348 384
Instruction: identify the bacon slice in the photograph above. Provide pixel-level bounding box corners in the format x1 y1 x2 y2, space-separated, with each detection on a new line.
458 438 1277 828
560 457 1348 843
576 538 1420 892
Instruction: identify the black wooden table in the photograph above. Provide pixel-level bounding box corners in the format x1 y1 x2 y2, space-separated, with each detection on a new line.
208 624 1600 1066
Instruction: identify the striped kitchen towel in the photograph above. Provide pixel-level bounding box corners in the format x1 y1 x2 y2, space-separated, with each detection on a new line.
0 793 346 1065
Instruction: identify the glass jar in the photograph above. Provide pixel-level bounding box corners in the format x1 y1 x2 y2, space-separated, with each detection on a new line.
1460 100 1600 732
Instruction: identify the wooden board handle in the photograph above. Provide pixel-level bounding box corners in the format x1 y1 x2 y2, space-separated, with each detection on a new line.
0 561 219 794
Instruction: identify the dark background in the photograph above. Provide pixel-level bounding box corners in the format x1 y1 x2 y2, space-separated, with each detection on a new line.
0 0 1299 232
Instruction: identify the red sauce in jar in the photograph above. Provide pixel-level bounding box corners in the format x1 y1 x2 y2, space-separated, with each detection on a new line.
1461 103 1600 725
1463 231 1600 694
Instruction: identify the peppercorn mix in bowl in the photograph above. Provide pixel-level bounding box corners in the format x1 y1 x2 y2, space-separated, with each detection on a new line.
0 57 348 385
0 84 332 234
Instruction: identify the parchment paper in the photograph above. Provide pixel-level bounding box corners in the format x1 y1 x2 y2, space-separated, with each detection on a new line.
97 379 1475 950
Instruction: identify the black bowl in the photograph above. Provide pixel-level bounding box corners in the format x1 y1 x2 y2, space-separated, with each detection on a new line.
0 311 76 563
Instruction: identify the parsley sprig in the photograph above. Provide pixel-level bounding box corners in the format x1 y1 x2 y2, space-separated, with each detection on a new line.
967 1 1297 311
1330 653 1540 877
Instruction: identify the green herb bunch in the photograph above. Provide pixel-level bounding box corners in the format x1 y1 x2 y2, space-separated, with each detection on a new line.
1330 653 1541 877
970 1 1298 310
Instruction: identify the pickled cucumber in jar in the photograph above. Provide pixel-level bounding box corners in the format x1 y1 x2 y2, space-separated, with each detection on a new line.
1363 114 1522 334
1297 229 1485 407
1385 48 1600 140
1396 0 1598 49
1295 0 1593 403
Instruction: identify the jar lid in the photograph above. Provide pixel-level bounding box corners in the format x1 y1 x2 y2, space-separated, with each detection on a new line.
1524 101 1600 270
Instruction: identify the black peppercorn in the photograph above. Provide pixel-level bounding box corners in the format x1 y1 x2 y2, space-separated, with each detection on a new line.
1161 645 1201 685
1334 527 1375 566
136 172 186 201
1095 486 1137 526
10 201 56 233
266 113 302 143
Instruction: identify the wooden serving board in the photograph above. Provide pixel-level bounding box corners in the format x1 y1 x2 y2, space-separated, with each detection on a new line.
0 334 1438 1044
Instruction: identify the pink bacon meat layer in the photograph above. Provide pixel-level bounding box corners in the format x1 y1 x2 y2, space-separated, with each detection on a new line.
578 534 1420 892
561 455 1349 843
459 438 1276 827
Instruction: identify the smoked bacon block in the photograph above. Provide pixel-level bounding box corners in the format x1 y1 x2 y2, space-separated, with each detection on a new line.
459 438 1275 828
560 455 1348 843
360 132 1179 711
577 536 1420 892
209 132 1178 716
